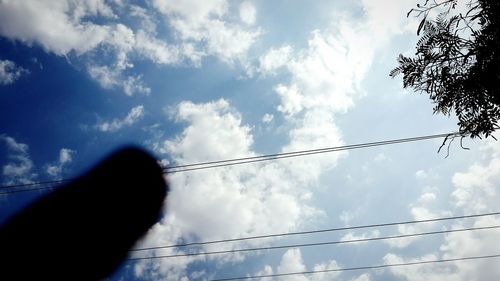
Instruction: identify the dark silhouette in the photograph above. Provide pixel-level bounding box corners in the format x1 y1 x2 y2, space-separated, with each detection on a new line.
390 0 500 140
0 147 168 280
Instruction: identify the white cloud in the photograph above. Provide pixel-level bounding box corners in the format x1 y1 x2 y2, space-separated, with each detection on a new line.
97 105 145 132
59 148 73 164
257 45 293 76
0 59 28 85
88 65 150 96
135 30 181 65
239 1 256 25
46 148 75 177
129 5 157 34
360 0 418 37
88 65 118 89
0 1 156 95
0 0 114 56
385 201 442 249
385 140 500 280
134 4 417 277
123 75 151 96
135 100 328 280
0 1 262 93
415 169 428 180
277 23 373 117
152 0 261 63
340 230 380 243
163 100 253 162
383 253 459 281
262 113 274 123
153 0 228 23
0 135 37 184
254 249 350 281
418 192 437 204
351 274 370 281
451 149 500 214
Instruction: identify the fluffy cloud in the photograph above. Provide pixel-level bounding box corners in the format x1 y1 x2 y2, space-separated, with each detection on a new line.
256 45 293 76
46 148 75 178
360 0 418 37
385 204 442 248
152 0 261 63
253 249 369 281
239 1 256 25
0 135 36 184
134 3 416 277
262 113 274 123
135 99 332 280
264 20 380 183
276 23 374 118
0 59 28 85
88 65 151 96
97 105 145 132
384 140 500 280
134 30 181 66
340 230 381 243
0 0 261 94
0 0 113 55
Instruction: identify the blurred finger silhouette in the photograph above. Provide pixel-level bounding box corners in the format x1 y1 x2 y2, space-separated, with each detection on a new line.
0 147 168 280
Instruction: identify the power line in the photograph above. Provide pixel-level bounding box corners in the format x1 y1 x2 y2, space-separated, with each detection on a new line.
210 253 500 281
130 211 500 252
0 185 58 195
128 225 500 260
0 179 71 190
164 132 458 173
0 132 458 195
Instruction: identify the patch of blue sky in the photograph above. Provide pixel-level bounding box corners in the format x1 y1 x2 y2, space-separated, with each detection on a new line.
1 1 500 280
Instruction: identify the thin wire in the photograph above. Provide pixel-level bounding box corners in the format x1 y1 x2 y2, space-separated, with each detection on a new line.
128 225 500 260
164 132 458 173
131 211 500 252
0 179 70 190
0 132 458 195
0 185 59 195
210 254 500 281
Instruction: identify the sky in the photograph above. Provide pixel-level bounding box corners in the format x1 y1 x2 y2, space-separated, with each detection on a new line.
1 0 500 280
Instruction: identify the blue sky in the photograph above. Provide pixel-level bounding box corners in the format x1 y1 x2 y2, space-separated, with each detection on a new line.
1 0 500 280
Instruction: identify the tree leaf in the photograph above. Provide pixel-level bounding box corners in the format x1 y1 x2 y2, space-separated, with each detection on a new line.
417 16 427 35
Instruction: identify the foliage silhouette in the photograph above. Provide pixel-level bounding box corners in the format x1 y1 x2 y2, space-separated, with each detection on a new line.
391 0 500 139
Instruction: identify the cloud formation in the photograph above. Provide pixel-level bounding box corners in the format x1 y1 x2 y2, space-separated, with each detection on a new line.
152 0 261 64
252 249 370 281
0 59 28 85
0 0 261 94
136 99 334 280
133 2 419 277
97 105 145 132
384 139 500 280
0 135 36 184
46 148 75 178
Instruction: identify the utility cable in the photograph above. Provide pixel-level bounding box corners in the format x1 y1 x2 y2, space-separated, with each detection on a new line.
0 132 458 195
130 211 500 252
128 225 500 260
210 254 500 280
164 132 458 173
0 179 71 190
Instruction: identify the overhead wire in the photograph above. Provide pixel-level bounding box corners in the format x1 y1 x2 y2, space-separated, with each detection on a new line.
163 132 458 173
0 132 459 195
210 254 500 281
128 225 500 260
0 179 71 189
130 211 500 252
0 132 494 279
